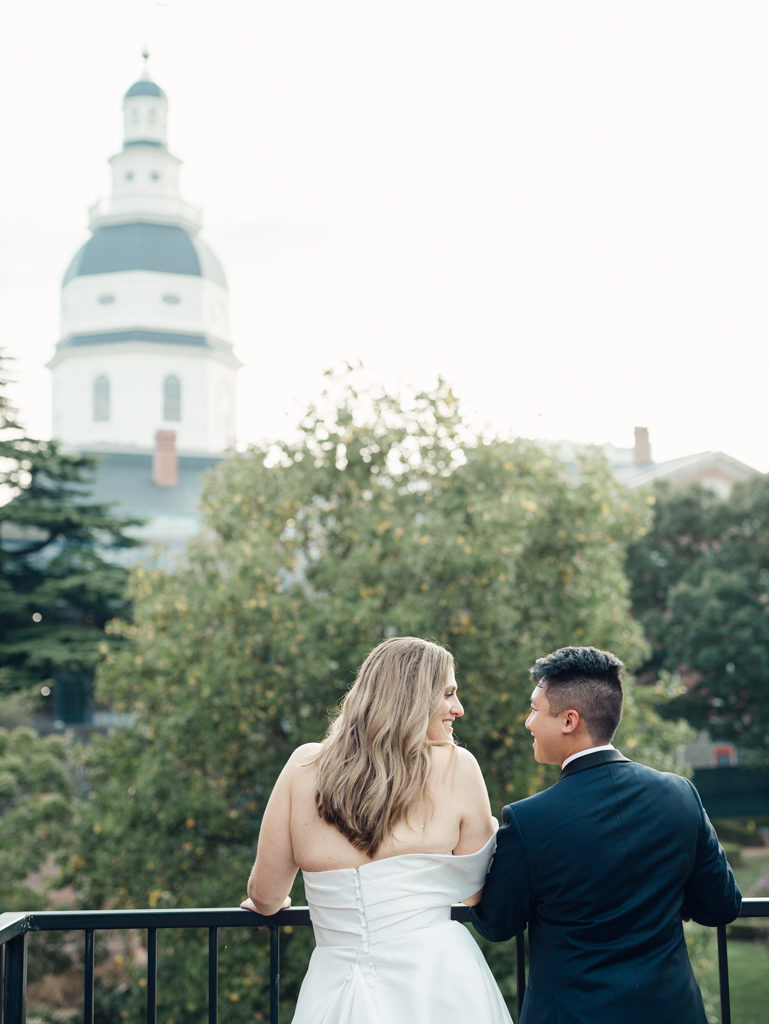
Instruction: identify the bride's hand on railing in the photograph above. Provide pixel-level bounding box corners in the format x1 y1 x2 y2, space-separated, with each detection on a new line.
240 896 292 913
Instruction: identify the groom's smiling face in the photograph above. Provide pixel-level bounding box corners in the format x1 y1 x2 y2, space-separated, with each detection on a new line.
526 683 573 764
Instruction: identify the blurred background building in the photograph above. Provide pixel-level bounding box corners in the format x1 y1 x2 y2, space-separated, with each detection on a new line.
48 56 241 556
538 427 756 499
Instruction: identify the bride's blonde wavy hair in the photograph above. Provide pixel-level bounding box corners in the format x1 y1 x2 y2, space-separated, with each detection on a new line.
314 637 455 857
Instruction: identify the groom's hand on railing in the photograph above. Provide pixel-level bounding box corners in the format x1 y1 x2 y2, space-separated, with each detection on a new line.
461 888 484 907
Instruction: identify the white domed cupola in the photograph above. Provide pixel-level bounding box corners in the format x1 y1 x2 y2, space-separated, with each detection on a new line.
123 71 168 147
49 57 240 457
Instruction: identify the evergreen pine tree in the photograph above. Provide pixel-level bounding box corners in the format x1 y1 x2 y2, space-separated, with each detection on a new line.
0 355 138 720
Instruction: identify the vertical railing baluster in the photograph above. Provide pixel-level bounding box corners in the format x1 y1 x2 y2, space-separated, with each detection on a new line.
3 933 26 1024
716 923 731 1024
83 930 95 1024
1 941 6 1024
147 928 157 1024
515 932 525 1020
269 927 280 1024
208 927 218 1024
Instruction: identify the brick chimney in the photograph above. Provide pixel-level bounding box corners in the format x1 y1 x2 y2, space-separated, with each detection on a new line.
153 430 178 487
634 427 652 465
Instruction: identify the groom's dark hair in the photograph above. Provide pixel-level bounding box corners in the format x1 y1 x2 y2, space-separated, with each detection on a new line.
530 646 624 744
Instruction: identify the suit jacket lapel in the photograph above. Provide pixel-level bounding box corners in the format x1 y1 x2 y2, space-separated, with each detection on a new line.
559 748 631 781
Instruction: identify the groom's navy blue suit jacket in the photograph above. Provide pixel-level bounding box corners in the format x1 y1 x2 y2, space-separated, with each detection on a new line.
470 749 741 1024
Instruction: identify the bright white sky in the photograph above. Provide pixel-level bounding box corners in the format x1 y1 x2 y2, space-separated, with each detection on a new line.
2 1 769 469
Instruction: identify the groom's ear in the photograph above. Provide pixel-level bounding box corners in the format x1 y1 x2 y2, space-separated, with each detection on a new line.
561 709 581 734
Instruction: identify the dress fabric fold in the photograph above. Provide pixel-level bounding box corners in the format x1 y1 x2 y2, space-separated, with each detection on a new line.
292 833 512 1024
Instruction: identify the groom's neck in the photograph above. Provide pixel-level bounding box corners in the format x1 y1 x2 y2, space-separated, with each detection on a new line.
557 736 601 767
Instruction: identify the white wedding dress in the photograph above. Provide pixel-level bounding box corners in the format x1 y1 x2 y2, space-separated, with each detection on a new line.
292 832 512 1024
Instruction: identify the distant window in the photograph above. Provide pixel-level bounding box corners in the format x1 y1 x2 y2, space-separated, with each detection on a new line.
150 172 160 181
97 293 115 305
163 375 181 422
93 376 110 422
162 293 181 305
713 745 736 768
125 171 134 181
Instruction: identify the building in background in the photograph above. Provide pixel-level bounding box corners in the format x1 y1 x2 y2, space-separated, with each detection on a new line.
536 426 756 499
48 57 241 555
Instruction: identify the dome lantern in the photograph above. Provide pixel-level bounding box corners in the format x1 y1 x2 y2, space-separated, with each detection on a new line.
123 51 168 148
87 53 200 234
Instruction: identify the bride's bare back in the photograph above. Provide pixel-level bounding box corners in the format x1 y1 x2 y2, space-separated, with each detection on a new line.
247 741 495 914
293 741 493 869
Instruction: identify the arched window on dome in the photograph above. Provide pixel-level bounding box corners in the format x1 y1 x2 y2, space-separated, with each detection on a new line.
163 375 181 422
93 375 110 422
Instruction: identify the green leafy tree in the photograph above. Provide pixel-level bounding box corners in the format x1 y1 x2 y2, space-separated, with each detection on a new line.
627 476 769 754
0 727 75 909
71 380 675 1021
0 357 137 711
0 727 79 984
615 672 694 774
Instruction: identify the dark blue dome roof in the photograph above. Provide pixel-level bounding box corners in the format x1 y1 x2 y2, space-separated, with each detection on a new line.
63 223 227 288
125 79 166 99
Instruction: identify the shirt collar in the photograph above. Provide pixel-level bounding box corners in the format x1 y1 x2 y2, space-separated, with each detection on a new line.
561 743 615 771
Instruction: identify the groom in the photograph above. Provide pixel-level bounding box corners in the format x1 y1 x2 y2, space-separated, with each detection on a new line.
471 646 741 1024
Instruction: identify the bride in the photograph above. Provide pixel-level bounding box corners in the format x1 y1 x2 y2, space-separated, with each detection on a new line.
241 636 513 1024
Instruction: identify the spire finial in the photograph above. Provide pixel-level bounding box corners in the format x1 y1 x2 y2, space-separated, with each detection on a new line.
141 47 151 81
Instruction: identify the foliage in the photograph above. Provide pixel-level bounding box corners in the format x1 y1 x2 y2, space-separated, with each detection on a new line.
0 727 75 909
626 476 769 753
614 672 694 774
70 379 678 1021
711 817 769 848
0 354 138 710
695 851 769 1023
0 727 79 983
684 922 720 1024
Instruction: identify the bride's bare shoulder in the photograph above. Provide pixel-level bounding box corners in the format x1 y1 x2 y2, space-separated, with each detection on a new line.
430 744 484 785
278 744 322 801
430 742 480 766
286 741 325 770
287 742 323 769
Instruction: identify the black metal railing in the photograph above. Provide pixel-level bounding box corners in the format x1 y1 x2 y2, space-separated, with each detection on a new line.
1 899 767 1024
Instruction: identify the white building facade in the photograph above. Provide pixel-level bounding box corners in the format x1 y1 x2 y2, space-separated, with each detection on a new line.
48 63 241 553
49 64 240 457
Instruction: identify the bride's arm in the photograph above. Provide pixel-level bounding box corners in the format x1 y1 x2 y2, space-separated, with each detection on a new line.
451 748 496 905
242 751 302 916
452 748 496 855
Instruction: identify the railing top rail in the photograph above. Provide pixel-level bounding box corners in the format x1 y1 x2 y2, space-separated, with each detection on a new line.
739 896 769 917
0 912 29 944
0 898 764 942
20 906 471 932
25 908 306 931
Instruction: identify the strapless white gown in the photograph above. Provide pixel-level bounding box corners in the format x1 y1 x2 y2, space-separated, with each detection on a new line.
293 832 512 1024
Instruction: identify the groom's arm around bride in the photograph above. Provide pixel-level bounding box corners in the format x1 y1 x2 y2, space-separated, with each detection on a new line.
471 646 741 1024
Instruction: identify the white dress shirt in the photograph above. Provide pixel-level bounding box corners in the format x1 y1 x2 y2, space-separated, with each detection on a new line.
561 744 615 771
